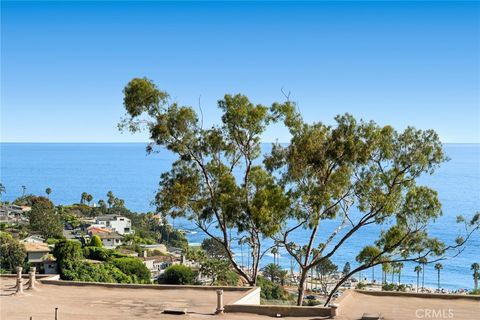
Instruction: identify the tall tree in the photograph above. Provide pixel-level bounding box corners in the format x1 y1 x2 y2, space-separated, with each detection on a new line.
28 197 63 238
415 265 422 292
434 263 443 290
342 262 351 276
316 257 338 295
119 78 289 285
0 232 26 272
0 183 6 199
266 105 463 305
80 192 88 205
86 194 93 206
21 185 26 197
419 257 427 292
396 262 404 284
107 191 115 208
271 247 279 266
471 262 479 290
45 187 52 199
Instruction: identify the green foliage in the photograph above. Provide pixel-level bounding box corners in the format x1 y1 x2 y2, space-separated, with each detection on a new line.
162 264 196 285
89 235 103 248
256 276 292 301
304 299 322 306
0 232 26 272
83 246 113 261
61 261 132 283
356 282 367 290
28 198 63 238
201 237 228 259
262 263 284 283
110 257 151 283
120 80 291 285
53 240 84 278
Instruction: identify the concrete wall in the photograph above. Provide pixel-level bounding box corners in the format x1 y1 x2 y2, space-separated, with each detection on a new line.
356 289 480 301
38 278 253 292
224 304 333 317
230 287 261 305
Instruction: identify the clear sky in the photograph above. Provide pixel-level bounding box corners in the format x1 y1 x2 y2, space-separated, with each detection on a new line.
1 1 479 143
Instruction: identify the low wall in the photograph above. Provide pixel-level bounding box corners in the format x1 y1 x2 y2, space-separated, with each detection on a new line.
224 304 333 317
38 278 252 292
0 274 55 279
356 289 480 301
230 287 261 305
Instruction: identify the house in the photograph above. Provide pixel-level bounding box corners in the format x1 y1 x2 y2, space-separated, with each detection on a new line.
139 243 167 254
42 254 58 274
141 254 176 276
0 205 30 224
95 215 133 235
21 235 45 244
98 232 123 249
21 241 56 273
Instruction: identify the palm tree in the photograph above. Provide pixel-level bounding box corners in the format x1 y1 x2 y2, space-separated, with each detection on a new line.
471 263 479 290
397 262 404 284
271 247 279 266
414 265 422 293
80 192 88 204
86 194 93 206
434 263 443 290
262 263 282 283
0 183 6 198
45 187 52 199
382 263 390 285
107 191 115 208
21 185 26 197
419 257 428 292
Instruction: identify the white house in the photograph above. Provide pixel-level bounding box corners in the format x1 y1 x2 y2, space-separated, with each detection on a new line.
95 215 132 235
98 232 123 249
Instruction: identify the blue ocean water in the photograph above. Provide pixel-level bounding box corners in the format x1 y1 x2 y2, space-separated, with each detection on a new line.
1 143 479 290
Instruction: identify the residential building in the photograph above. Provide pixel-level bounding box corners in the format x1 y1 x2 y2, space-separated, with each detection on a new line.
98 232 123 249
95 215 132 235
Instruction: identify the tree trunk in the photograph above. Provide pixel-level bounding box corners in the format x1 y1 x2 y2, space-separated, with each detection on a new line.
296 268 308 306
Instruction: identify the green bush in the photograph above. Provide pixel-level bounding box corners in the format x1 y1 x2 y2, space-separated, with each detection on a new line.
356 282 367 289
83 246 112 261
110 257 151 284
257 276 292 301
305 299 322 306
162 264 196 285
470 289 480 295
89 235 103 248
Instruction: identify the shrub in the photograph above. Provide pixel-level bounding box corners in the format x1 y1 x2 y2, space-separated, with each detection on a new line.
257 276 292 301
162 264 196 285
89 235 103 248
83 246 111 261
305 299 322 306
470 289 480 295
110 257 151 283
382 283 397 291
0 232 26 272
356 282 367 289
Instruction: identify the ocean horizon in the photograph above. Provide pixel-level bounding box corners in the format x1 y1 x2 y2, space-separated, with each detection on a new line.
1 142 479 290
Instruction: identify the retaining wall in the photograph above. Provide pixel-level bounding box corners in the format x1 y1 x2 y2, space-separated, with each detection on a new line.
224 304 333 317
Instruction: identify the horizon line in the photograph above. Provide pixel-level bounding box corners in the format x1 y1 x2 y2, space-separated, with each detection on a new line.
1 141 479 145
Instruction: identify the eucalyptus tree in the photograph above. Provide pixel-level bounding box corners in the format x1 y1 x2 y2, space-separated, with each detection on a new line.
119 78 289 285
266 103 480 305
434 263 443 290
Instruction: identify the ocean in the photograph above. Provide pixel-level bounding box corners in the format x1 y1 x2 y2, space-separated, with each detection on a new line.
1 143 479 290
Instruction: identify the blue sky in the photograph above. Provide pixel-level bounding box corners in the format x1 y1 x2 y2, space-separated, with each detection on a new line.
1 1 479 143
